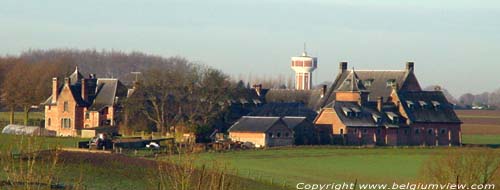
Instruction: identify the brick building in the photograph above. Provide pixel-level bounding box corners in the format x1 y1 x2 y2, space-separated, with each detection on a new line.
314 62 462 146
43 67 127 136
228 116 294 147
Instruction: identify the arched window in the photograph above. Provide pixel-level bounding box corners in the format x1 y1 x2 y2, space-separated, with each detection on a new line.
340 129 344 135
427 128 433 135
48 118 51 126
440 128 447 135
277 132 281 138
268 132 273 138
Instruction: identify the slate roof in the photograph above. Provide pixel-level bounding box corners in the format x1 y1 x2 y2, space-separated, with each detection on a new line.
332 101 407 128
265 89 323 110
335 70 367 92
69 67 84 85
42 67 127 111
397 91 461 124
282 116 307 129
228 116 282 133
320 69 417 108
248 102 318 121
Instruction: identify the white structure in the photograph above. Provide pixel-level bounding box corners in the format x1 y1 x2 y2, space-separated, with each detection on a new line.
291 49 317 90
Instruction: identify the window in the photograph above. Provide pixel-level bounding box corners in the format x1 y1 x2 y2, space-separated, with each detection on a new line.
85 112 90 119
427 128 433 135
48 118 51 126
386 79 396 87
61 118 71 129
419 101 428 108
376 128 381 134
415 128 420 134
363 129 368 134
268 132 273 138
342 107 352 117
406 101 414 109
363 79 374 87
404 129 409 135
63 101 69 112
85 124 89 128
354 129 358 134
277 132 281 138
345 79 352 86
440 128 447 135
432 101 441 110
285 132 289 137
340 129 344 135
372 114 382 123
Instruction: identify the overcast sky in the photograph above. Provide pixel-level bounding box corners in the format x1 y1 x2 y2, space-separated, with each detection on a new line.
1 0 499 96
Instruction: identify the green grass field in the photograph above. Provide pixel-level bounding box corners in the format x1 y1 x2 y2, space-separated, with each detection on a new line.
0 133 84 152
462 135 500 145
199 146 500 187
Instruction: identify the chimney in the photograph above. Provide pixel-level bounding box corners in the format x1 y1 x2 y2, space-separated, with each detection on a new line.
81 78 88 102
339 62 348 73
321 85 327 98
64 77 71 86
377 97 383 111
52 77 59 103
406 62 414 72
253 84 262 97
358 92 368 107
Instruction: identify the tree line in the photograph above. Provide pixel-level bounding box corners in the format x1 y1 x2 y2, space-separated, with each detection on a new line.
0 49 247 138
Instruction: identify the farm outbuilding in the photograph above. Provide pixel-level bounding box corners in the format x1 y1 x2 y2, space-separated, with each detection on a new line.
2 124 56 136
228 116 294 147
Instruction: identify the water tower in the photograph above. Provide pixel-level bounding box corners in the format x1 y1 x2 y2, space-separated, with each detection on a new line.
291 46 317 90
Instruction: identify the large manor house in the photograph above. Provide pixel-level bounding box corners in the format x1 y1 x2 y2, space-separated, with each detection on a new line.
41 50 461 147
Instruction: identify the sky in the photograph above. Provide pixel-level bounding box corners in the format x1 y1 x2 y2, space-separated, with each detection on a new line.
1 0 500 97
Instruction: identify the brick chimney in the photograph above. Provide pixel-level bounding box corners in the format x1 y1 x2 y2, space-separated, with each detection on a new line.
377 97 383 111
81 78 87 102
339 62 348 73
406 62 414 72
52 77 59 103
321 85 327 98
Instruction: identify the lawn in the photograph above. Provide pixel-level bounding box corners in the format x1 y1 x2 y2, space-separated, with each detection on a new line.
200 147 446 186
462 135 500 145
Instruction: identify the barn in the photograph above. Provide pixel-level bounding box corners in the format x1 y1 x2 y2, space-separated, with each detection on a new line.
228 116 293 147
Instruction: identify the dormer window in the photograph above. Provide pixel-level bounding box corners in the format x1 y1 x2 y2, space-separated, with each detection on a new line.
372 114 382 124
342 107 352 116
406 101 415 109
432 101 441 109
351 107 361 117
386 112 399 124
345 79 352 86
419 101 428 108
363 79 374 87
386 79 396 87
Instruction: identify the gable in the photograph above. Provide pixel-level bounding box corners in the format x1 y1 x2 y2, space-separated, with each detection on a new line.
319 69 421 109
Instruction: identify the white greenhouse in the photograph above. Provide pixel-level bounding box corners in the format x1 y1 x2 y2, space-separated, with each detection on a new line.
1 124 56 136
